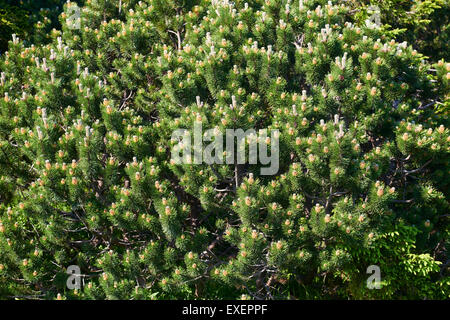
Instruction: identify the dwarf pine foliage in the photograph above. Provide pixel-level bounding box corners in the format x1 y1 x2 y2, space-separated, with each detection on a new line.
0 0 448 300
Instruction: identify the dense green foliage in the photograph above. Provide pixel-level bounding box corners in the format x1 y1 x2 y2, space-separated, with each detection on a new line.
0 1 30 53
351 0 449 61
0 0 84 53
0 0 448 300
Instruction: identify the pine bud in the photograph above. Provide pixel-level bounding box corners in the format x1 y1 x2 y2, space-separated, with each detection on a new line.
276 241 283 250
377 187 384 197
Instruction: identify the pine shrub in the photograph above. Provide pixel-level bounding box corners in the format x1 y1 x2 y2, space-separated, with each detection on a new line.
0 0 448 299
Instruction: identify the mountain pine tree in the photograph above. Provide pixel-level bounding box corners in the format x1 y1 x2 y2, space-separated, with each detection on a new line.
0 0 448 299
